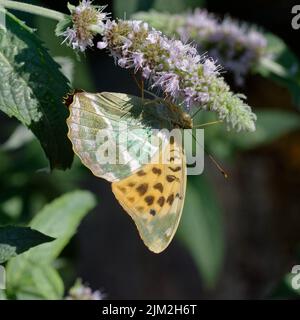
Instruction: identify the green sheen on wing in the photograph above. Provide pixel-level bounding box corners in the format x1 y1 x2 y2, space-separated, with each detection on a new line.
66 91 180 181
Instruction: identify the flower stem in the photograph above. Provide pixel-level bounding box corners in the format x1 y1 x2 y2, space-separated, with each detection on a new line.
0 0 67 21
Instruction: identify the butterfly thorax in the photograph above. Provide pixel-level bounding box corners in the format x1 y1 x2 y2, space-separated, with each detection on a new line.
178 111 193 129
166 102 193 129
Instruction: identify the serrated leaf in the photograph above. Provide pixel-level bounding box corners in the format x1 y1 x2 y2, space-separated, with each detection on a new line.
177 176 224 288
0 226 54 264
35 16 95 90
0 10 73 169
6 190 96 299
54 15 72 37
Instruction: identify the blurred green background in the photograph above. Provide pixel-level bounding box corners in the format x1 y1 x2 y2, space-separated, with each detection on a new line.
1 0 300 299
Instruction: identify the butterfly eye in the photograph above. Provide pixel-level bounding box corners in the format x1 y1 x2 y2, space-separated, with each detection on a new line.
181 112 193 128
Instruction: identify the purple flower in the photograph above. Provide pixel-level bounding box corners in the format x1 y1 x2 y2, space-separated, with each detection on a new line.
118 57 128 68
203 59 219 76
142 65 152 78
133 9 269 86
97 41 107 49
153 73 180 97
65 279 105 300
132 52 144 72
60 1 109 52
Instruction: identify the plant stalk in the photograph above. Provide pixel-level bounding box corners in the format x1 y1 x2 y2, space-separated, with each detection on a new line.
0 0 67 21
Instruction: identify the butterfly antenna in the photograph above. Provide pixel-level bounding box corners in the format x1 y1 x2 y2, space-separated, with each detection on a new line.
141 78 144 100
190 107 202 119
207 153 228 179
193 120 223 128
132 72 141 89
190 131 228 179
132 72 145 100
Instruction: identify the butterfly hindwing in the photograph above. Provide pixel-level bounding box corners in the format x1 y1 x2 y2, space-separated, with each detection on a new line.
112 139 186 253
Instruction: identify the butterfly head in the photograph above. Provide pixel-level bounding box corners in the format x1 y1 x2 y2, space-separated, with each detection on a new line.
180 112 193 129
166 101 193 129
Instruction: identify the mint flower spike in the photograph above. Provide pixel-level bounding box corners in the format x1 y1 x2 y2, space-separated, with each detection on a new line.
98 19 257 132
59 0 109 52
132 9 269 86
58 2 256 132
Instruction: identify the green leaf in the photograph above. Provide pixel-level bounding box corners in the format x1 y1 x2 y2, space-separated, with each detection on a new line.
54 15 72 37
6 190 96 299
0 10 73 169
227 110 300 150
35 16 95 91
153 0 205 13
28 190 96 262
1 125 34 151
256 33 300 107
0 226 54 264
177 175 224 288
0 289 6 300
8 262 64 300
1 196 22 220
194 110 300 160
54 56 74 84
114 0 205 16
114 0 155 17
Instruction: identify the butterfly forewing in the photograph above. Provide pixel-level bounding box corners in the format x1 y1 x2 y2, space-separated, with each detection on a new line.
67 92 177 182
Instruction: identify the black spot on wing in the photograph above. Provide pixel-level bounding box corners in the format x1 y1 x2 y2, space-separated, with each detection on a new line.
166 175 178 183
145 195 155 206
168 166 181 172
137 170 146 176
128 182 136 187
136 183 148 196
153 182 164 193
150 209 156 216
117 186 126 193
152 167 162 175
157 196 165 207
167 194 175 205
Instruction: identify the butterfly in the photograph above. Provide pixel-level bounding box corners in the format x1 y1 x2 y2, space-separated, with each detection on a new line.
65 91 193 253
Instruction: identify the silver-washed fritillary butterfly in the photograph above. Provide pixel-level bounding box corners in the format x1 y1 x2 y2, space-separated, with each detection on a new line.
65 91 192 253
